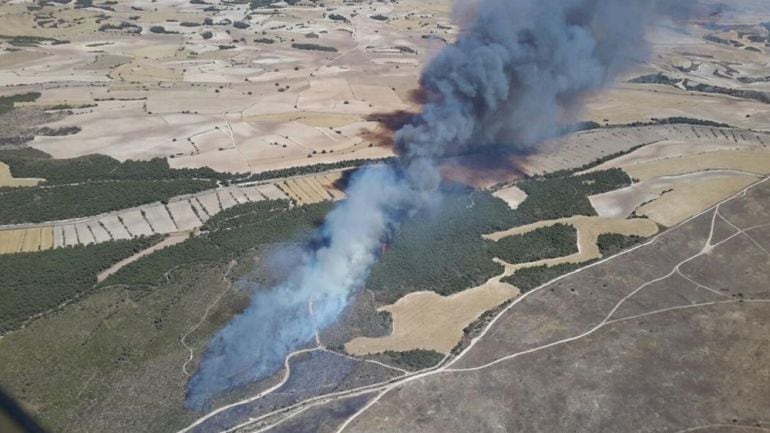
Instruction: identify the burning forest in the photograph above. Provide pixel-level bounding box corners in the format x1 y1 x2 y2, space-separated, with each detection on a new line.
185 0 695 409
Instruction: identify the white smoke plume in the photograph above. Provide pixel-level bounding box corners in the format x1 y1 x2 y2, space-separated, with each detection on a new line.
186 0 694 409
186 167 419 409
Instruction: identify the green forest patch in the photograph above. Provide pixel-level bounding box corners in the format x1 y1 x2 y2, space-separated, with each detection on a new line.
366 169 632 303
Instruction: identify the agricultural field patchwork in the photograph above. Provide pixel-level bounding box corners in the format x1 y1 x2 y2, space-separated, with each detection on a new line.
1 0 770 433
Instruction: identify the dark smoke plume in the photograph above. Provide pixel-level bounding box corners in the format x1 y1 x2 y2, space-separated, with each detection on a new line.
186 0 693 409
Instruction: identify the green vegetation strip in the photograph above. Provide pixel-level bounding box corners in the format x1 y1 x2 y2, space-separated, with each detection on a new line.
490 224 578 264
291 43 338 52
0 150 235 224
0 92 41 115
0 150 231 185
0 150 393 186
501 262 589 294
376 349 444 371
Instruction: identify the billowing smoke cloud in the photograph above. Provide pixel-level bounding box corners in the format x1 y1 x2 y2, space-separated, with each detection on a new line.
186 167 419 409
397 0 694 171
187 0 692 409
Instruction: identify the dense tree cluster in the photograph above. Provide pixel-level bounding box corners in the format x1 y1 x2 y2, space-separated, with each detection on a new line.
0 150 236 224
379 349 444 371
517 168 631 221
596 233 646 257
502 262 589 294
366 192 510 303
490 224 578 265
1 149 392 186
366 169 632 303
291 43 338 52
0 150 232 185
0 149 396 224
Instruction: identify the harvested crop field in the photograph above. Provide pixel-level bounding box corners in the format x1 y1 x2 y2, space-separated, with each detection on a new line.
0 161 42 188
492 185 528 209
623 151 770 181
636 174 760 227
277 175 336 205
589 170 762 221
0 227 54 254
346 278 519 355
485 216 660 271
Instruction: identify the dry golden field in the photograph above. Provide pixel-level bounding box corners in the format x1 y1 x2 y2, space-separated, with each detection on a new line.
0 162 42 188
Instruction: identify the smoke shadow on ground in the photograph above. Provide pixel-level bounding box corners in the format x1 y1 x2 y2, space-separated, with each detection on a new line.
362 109 417 149
363 99 567 189
438 149 533 188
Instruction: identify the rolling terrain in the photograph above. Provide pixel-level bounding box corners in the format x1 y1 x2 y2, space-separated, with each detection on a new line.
344 178 770 433
0 1 769 433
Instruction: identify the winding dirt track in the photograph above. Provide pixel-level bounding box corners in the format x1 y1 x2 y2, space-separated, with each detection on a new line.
175 177 769 433
180 260 237 377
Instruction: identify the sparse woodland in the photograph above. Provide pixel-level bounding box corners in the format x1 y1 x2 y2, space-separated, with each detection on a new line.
0 236 161 333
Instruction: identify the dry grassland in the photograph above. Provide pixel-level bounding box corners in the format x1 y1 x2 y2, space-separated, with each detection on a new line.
493 185 528 209
0 6 100 39
346 278 519 355
0 50 46 68
276 176 337 205
623 151 770 181
317 173 346 200
584 84 770 130
0 227 54 255
588 170 761 220
485 216 660 272
246 112 362 128
637 174 759 227
0 230 25 255
0 0 424 174
39 226 54 250
0 162 43 188
346 215 659 356
583 140 767 175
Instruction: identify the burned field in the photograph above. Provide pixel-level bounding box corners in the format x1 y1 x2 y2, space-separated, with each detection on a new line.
344 178 770 433
185 351 401 433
